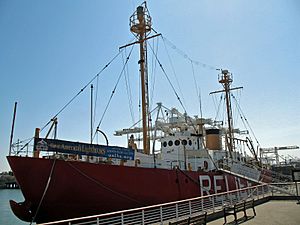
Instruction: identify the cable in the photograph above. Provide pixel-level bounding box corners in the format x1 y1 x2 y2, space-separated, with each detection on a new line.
190 60 203 118
67 161 141 204
231 94 260 146
122 49 135 124
162 35 187 108
147 43 187 114
161 35 220 71
31 159 57 224
19 50 124 151
93 46 134 140
41 50 124 132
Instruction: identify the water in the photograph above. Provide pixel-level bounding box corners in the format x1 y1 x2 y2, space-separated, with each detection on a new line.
0 189 28 225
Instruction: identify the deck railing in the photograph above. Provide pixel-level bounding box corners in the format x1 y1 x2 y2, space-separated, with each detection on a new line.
40 184 271 225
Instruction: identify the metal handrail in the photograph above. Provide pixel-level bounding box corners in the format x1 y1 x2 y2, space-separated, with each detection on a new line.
40 184 271 225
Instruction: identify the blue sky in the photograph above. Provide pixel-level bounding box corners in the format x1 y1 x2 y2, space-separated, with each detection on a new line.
1 0 299 171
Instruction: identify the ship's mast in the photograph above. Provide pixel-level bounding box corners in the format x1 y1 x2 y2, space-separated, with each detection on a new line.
219 70 234 155
130 3 152 154
210 69 243 158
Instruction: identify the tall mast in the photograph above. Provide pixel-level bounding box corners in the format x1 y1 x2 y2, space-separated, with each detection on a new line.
130 3 152 154
210 70 243 158
219 70 234 156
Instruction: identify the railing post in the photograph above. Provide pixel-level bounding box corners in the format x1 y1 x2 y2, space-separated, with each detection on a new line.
160 206 163 224
212 196 215 212
97 217 99 225
121 213 124 225
189 201 192 216
262 185 265 198
176 203 178 219
142 209 145 225
221 194 224 206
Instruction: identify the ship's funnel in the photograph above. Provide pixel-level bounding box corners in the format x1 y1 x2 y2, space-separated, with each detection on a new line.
206 128 221 150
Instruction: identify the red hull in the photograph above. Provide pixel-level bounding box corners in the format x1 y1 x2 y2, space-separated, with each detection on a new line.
7 156 255 223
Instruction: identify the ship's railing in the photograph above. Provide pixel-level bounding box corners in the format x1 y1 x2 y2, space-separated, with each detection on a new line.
40 184 271 225
270 182 299 196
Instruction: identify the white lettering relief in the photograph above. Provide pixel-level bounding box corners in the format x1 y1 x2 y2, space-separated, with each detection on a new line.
199 175 211 196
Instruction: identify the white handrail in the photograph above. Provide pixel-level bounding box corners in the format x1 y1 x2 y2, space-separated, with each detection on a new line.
40 184 271 225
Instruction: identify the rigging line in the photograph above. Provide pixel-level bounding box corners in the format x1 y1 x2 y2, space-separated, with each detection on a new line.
231 94 260 145
31 159 57 224
160 35 220 71
67 162 141 204
125 48 135 124
162 34 187 108
149 36 159 110
93 71 100 128
214 94 224 123
93 46 134 140
147 43 187 114
20 51 124 151
190 60 203 118
40 50 124 133
122 50 135 124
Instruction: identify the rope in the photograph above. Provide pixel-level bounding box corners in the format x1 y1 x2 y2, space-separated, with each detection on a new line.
41 50 123 132
93 46 134 140
160 35 220 71
19 50 124 151
149 36 159 111
190 60 203 118
93 73 100 130
67 162 141 204
213 94 224 123
122 49 135 124
231 94 260 146
147 43 187 114
31 159 57 224
162 35 186 108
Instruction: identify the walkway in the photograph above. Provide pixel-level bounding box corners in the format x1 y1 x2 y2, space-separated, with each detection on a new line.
208 200 300 225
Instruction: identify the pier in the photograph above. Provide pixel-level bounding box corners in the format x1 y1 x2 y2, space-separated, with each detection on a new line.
38 182 300 225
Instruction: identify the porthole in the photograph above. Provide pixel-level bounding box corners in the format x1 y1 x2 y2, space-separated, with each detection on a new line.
182 139 187 146
175 140 180 146
168 140 173 146
188 140 192 146
163 141 167 147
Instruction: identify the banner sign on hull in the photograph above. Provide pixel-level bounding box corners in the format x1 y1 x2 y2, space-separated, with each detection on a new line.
34 138 135 160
